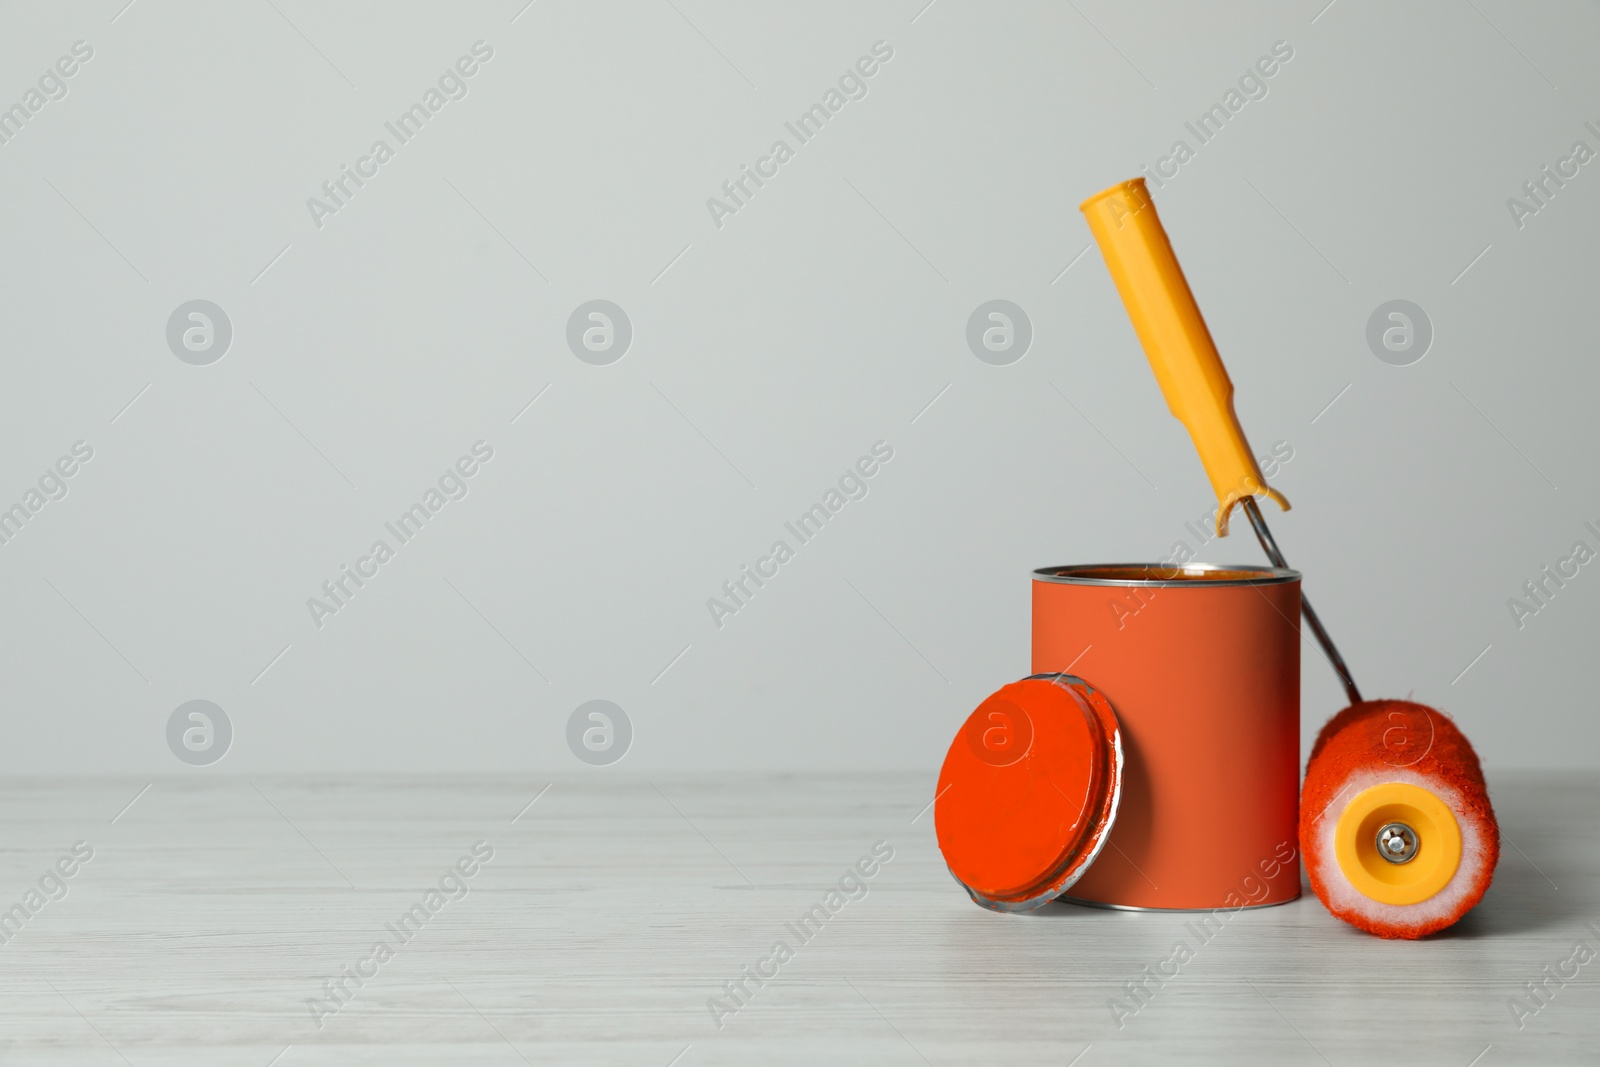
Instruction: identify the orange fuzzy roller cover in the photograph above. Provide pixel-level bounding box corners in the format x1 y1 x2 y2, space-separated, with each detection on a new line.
1300 700 1499 939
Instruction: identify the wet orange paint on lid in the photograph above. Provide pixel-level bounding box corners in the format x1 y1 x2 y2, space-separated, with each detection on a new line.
935 675 1122 911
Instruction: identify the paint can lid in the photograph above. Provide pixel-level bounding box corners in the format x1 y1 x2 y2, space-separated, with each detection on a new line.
934 674 1123 911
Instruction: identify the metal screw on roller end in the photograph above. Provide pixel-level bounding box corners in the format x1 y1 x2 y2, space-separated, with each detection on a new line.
1377 823 1419 864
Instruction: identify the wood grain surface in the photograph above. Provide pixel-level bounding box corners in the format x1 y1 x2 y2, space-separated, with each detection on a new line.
0 771 1592 1065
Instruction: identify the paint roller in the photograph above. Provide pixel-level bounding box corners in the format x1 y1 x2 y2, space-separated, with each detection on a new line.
1079 178 1498 938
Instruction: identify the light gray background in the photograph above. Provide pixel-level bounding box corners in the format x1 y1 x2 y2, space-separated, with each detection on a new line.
2 0 1596 774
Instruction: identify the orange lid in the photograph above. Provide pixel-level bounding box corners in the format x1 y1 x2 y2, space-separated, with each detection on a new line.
934 674 1123 911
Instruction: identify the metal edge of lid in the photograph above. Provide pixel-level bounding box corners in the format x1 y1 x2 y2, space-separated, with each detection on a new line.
970 676 1124 912
1032 562 1301 588
955 674 1124 914
1045 675 1124 900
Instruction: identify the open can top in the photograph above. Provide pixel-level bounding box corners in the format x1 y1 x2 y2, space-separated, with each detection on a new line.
934 674 1123 912
1032 562 1300 586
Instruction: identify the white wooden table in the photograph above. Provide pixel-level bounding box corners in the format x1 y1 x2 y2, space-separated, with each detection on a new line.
0 771 1592 1065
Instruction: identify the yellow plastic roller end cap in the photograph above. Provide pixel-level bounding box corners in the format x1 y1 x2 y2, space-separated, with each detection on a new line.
1333 782 1463 906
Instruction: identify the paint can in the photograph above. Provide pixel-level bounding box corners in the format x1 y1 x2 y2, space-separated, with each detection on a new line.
935 563 1302 911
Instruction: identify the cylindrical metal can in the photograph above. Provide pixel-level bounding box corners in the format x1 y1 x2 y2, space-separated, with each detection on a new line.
1032 563 1302 910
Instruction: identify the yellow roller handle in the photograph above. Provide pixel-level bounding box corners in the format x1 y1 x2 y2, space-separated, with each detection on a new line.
1080 178 1287 537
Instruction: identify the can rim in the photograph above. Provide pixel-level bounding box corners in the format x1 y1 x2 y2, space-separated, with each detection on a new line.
1058 891 1300 913
1032 562 1301 587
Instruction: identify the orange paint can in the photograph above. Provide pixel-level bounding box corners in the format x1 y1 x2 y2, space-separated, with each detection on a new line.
936 563 1303 911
